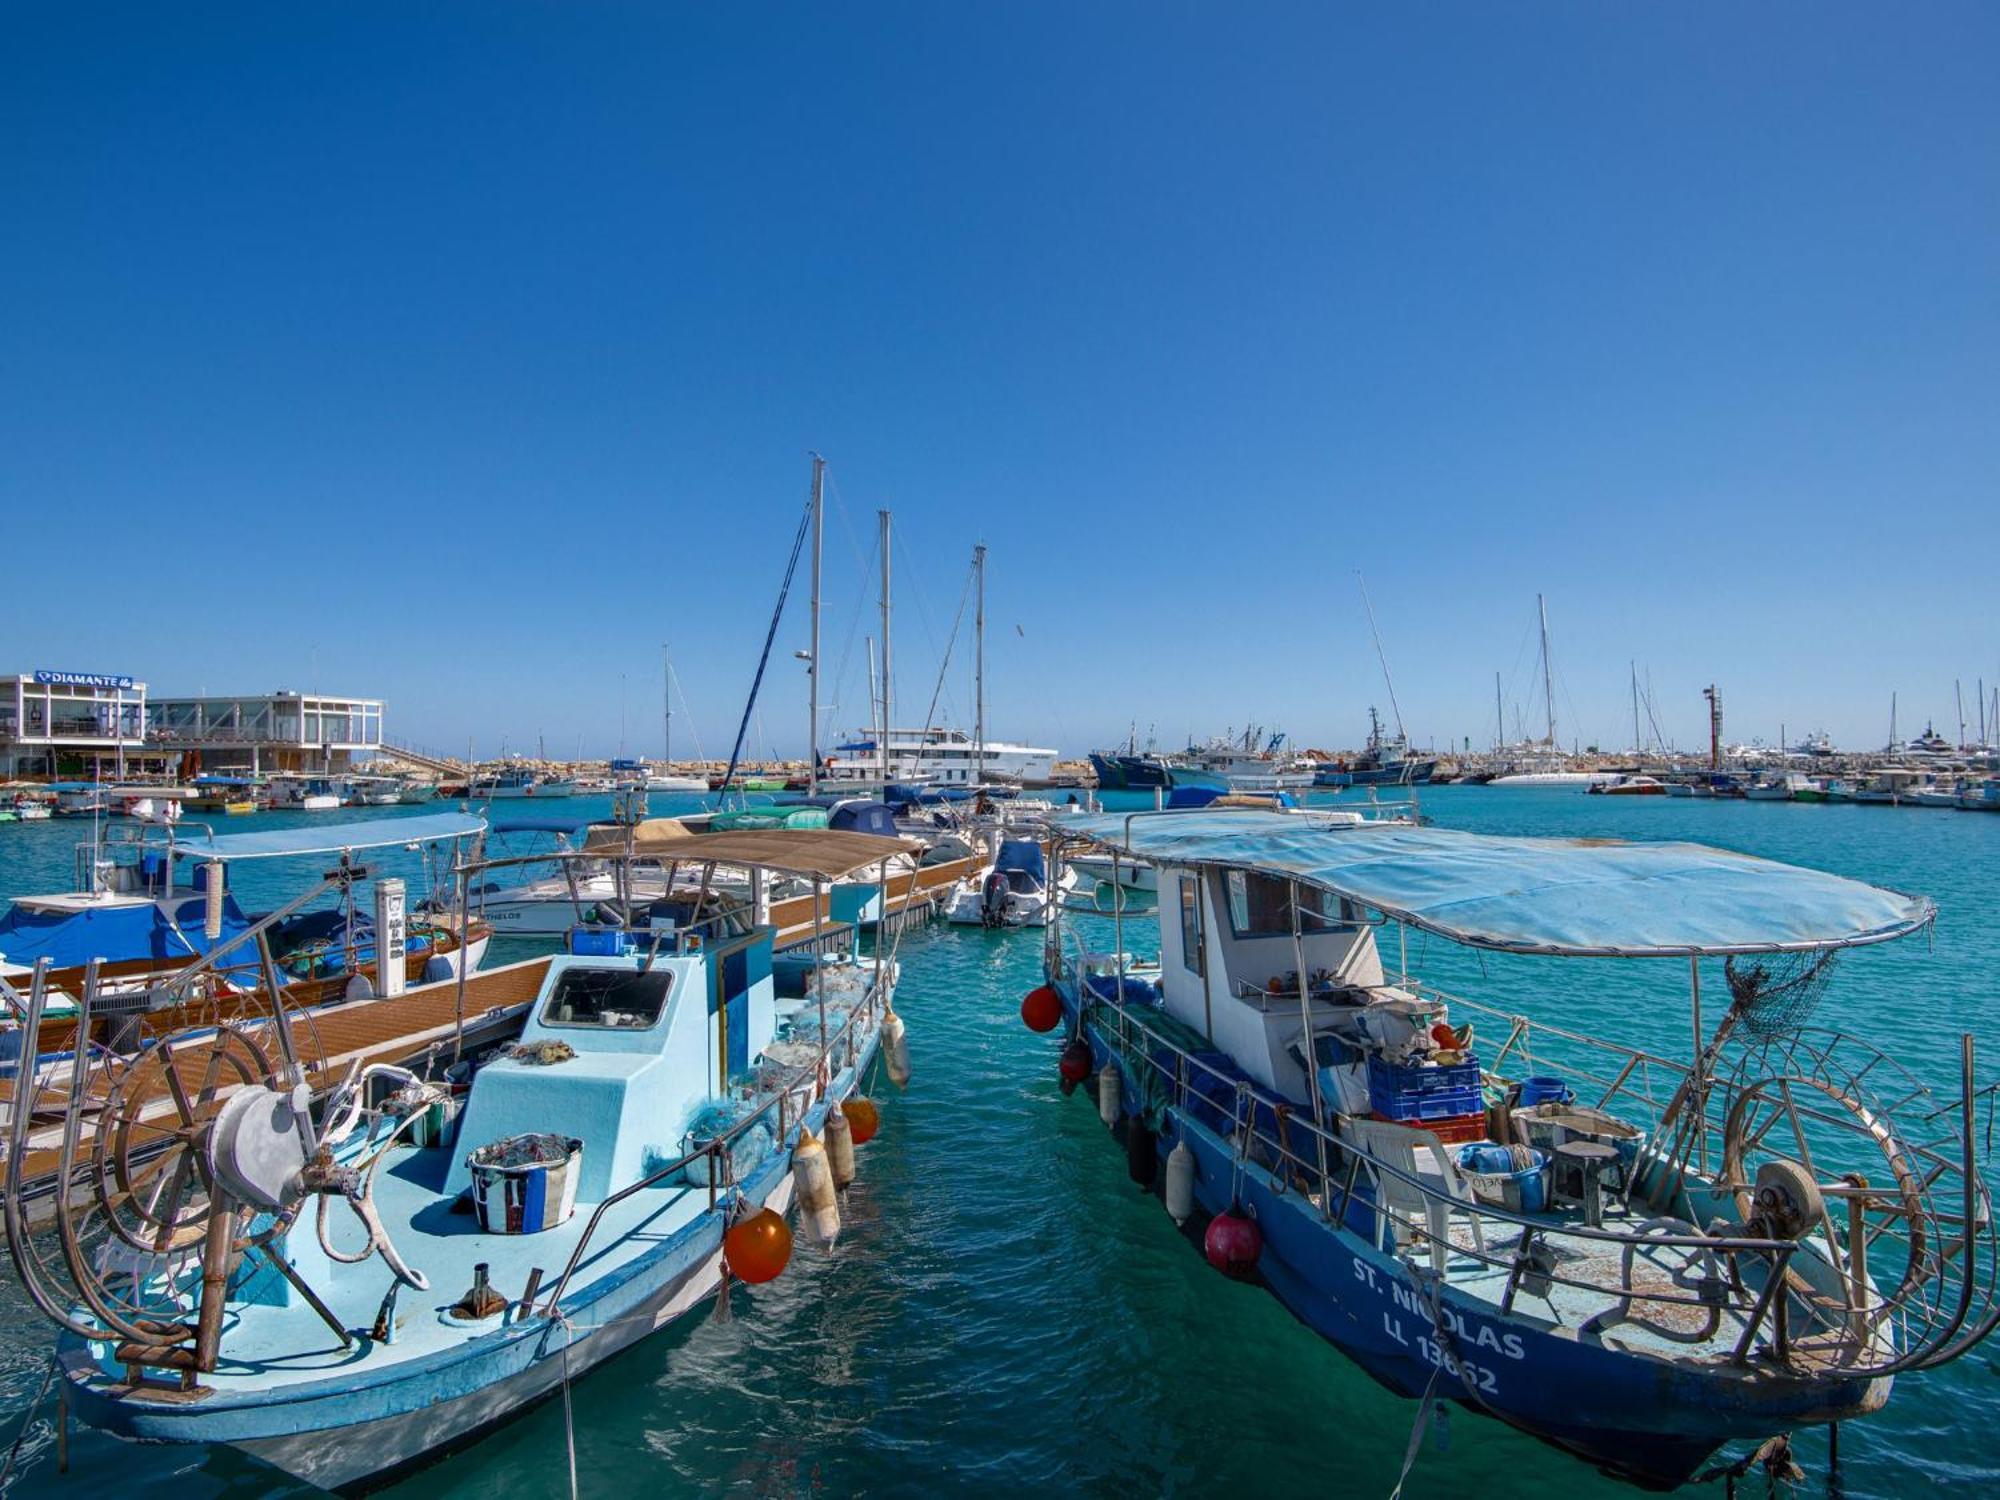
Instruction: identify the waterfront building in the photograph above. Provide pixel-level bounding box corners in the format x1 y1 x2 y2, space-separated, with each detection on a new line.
0 669 147 778
148 689 384 775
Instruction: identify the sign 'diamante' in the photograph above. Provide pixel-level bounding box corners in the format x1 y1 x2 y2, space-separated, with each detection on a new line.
32 670 136 690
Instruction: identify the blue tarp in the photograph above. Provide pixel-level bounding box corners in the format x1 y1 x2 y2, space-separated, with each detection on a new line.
0 894 254 967
169 812 487 862
995 838 1047 883
1055 809 1933 957
829 801 898 837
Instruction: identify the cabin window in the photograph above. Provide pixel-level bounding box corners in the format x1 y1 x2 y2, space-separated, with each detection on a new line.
1179 876 1205 977
541 967 673 1030
1224 870 1350 938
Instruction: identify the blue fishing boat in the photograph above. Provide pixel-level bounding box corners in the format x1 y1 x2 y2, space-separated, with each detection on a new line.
1312 706 1437 787
1089 751 1172 791
1027 806 1995 1487
2 826 918 1492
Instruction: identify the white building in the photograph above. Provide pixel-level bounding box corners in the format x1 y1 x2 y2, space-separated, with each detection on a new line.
148 690 384 775
0 670 148 778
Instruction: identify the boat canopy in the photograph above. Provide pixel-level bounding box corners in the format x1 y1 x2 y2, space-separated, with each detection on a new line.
490 816 599 836
168 813 488 863
994 838 1047 882
581 822 919 880
1056 809 1935 957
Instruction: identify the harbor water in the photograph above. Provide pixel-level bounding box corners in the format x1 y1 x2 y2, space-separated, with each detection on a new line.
0 788 1994 1498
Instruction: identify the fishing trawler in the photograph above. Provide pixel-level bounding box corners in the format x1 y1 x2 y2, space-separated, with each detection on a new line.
2 826 919 1492
1024 805 1993 1487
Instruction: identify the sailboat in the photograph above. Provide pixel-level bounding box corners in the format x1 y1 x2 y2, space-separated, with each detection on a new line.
1490 595 1606 787
643 645 709 792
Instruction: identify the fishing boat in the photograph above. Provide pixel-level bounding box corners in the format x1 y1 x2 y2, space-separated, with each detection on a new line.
1743 772 1813 802
1314 708 1437 788
1025 806 1993 1488
5 791 53 821
344 774 407 807
2 826 918 1492
267 774 345 811
1852 769 1923 805
1089 750 1173 791
186 775 263 814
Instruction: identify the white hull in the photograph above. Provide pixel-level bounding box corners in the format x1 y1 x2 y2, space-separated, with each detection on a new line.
1488 771 1607 788
643 776 709 793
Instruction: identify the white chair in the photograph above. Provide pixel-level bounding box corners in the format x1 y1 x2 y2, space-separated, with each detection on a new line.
1342 1117 1487 1277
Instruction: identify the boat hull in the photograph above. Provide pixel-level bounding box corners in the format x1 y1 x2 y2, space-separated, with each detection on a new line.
1057 983 1891 1489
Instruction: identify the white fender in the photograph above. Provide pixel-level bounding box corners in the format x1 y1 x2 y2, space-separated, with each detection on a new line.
1097 1062 1121 1127
1165 1140 1195 1225
792 1128 841 1245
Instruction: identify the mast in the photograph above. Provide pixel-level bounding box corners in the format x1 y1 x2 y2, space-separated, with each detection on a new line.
1890 691 1899 752
1631 662 1640 757
1537 593 1556 746
1955 679 1965 751
1493 671 1503 753
807 455 824 795
973 542 987 784
878 510 893 787
661 643 672 764
1355 571 1406 740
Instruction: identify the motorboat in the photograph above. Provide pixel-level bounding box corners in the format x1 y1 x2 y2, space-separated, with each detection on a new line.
1853 769 1924 805
822 725 1058 787
186 776 262 814
344 774 407 807
1587 775 1666 796
1743 773 1813 802
1 827 917 1491
945 838 1052 927
1031 805 1991 1488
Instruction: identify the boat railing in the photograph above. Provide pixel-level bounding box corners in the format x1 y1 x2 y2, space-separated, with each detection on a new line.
536 963 888 1318
1068 958 1990 1372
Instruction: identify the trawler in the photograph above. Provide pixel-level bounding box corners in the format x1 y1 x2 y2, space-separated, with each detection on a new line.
1027 805 1993 1487
3 826 918 1491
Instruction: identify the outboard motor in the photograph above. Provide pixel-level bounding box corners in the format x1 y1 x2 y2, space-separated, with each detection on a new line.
981 869 1010 928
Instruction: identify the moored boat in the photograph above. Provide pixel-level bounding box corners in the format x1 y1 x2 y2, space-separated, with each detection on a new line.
1026 805 1993 1488
3 826 919 1491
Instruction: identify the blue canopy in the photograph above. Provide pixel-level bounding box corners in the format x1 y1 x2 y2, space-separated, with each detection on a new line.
995 838 1047 882
490 816 598 837
169 812 487 863
1056 809 1934 957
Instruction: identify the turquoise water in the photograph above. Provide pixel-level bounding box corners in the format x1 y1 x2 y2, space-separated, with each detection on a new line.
1 789 1995 1497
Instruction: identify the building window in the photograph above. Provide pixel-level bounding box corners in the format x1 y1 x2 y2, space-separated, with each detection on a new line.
1179 875 1204 977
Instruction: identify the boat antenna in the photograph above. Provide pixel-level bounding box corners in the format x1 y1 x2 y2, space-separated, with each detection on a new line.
1354 571 1406 741
715 489 816 806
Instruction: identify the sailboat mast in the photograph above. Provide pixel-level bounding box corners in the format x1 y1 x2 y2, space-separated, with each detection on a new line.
661 644 671 764
973 542 987 785
1955 678 1965 751
1493 671 1503 753
1631 662 1640 756
807 455 824 796
1537 593 1556 746
878 510 893 786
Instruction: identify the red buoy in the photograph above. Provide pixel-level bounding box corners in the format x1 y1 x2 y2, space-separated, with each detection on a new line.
722 1207 793 1284
841 1096 880 1145
1203 1203 1263 1278
1021 985 1063 1033
1059 1038 1093 1083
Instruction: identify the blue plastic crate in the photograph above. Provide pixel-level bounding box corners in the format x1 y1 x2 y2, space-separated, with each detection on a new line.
1366 1055 1485 1123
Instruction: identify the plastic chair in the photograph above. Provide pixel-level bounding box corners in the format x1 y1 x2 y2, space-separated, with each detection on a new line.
1342 1116 1487 1277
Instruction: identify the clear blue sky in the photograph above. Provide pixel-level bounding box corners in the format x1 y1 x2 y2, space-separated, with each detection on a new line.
5 3 1996 759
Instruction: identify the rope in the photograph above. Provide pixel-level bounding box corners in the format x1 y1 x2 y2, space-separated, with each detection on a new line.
0 1355 58 1489
555 1313 579 1500
1386 1358 1445 1500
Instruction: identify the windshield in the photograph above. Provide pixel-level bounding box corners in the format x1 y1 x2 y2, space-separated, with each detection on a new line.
540 966 674 1029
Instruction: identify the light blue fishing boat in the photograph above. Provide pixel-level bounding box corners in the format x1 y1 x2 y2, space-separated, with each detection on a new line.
1030 806 1996 1487
3 826 919 1492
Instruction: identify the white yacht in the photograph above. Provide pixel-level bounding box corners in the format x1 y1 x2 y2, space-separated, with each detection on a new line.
822 725 1057 786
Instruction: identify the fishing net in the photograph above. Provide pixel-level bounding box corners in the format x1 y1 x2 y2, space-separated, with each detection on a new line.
1723 949 1839 1039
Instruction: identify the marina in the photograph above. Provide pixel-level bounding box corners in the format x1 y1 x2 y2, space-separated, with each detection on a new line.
6 8 1999 1498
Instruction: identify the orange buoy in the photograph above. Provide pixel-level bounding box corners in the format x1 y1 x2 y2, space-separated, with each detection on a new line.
842 1096 880 1145
722 1207 793 1284
1021 985 1063 1033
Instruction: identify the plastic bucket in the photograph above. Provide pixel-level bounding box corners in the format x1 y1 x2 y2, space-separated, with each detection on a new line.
1518 1076 1574 1109
1456 1144 1548 1213
466 1133 583 1234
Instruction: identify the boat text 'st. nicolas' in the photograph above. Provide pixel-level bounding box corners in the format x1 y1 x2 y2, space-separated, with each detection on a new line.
1 826 921 1493
1027 807 1993 1488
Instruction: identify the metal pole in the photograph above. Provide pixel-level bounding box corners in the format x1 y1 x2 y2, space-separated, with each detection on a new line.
662 643 672 765
1290 880 1332 1212
973 542 986 786
1690 954 1707 1174
808 454 825 796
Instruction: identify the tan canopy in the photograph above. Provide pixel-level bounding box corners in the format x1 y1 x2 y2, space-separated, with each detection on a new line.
583 821 921 880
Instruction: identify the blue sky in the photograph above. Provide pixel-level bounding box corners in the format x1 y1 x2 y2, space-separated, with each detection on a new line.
5 4 1996 760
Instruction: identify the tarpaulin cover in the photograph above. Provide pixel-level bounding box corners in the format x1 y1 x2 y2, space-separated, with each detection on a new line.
1055 809 1933 957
